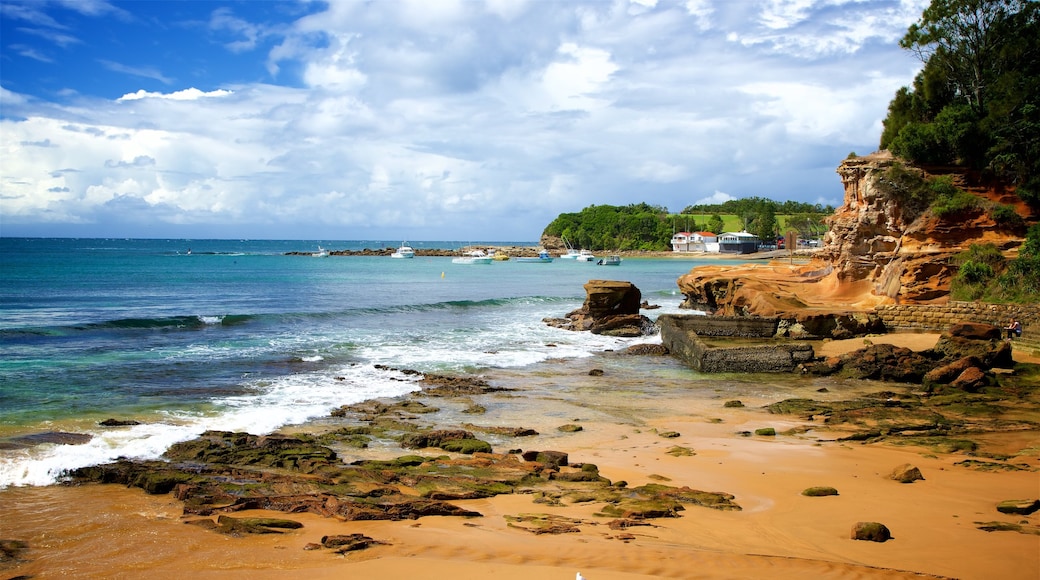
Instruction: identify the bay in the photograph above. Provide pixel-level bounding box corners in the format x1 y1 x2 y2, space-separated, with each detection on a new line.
0 237 746 487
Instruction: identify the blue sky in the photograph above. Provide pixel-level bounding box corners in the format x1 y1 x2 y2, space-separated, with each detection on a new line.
1 0 927 241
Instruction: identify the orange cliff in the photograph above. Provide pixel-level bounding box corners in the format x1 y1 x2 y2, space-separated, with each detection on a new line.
677 151 1035 318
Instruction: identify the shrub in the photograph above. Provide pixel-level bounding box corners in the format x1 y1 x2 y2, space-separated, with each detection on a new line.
990 204 1024 228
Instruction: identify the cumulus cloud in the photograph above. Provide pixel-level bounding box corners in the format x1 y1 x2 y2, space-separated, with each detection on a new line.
117 88 236 102
0 0 930 240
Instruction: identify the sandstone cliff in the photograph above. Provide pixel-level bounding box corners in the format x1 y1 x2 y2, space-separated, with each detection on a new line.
677 151 1034 320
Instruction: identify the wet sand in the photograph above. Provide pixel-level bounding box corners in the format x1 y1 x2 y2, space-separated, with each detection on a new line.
2 334 1038 579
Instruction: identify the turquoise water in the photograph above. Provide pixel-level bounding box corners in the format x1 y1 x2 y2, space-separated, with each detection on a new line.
0 238 744 486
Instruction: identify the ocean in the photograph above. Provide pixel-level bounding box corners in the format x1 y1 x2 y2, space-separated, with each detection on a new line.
0 238 755 488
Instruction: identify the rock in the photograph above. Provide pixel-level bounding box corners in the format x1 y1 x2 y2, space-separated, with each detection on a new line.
948 322 1002 340
588 368 604 376
99 418 141 426
214 515 304 535
547 280 655 336
557 424 583 433
802 486 839 497
889 463 924 483
950 366 988 392
754 428 776 436
321 533 386 552
837 343 933 382
923 356 983 385
931 332 1013 370
521 450 568 468
723 400 744 408
851 521 892 542
0 539 30 563
400 430 492 454
625 343 669 356
996 499 1040 515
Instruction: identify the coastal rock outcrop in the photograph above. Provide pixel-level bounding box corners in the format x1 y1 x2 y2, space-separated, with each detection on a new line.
544 280 654 337
677 151 1033 318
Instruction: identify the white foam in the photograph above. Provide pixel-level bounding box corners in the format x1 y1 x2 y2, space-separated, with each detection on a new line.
0 364 421 488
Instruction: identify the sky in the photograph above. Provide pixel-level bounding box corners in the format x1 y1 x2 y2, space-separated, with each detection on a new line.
0 0 929 242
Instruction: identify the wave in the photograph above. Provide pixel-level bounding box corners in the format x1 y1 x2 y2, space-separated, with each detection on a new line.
0 363 424 487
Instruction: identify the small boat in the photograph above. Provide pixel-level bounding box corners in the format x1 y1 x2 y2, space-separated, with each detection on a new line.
516 250 554 263
451 250 494 264
575 249 596 262
597 255 621 266
558 237 581 259
313 246 329 258
391 243 415 259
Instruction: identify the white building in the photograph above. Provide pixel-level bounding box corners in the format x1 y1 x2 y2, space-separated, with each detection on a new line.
671 231 719 253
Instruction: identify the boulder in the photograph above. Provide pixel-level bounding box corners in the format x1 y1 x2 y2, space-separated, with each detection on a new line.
546 281 655 336
851 521 892 542
923 356 983 385
948 322 1002 341
950 366 988 392
996 499 1040 515
889 463 924 483
931 330 1013 370
837 344 934 382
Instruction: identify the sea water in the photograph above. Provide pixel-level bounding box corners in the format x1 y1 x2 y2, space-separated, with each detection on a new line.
0 238 745 487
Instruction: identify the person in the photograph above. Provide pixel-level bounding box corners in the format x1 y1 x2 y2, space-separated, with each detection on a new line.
1006 318 1022 340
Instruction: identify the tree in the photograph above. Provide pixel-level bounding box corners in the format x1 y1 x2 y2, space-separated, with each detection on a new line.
706 214 724 234
755 205 777 242
884 0 1039 206
901 0 1025 115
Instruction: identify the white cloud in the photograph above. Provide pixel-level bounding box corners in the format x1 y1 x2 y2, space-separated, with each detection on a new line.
117 88 235 101
696 191 736 206
1 0 931 240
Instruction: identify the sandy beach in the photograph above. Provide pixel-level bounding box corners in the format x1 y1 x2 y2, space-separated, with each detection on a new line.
2 333 1038 580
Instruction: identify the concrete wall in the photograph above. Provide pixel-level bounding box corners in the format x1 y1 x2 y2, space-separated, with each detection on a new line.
658 315 814 373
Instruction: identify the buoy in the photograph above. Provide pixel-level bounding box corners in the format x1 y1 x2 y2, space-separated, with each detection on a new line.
441 272 445 278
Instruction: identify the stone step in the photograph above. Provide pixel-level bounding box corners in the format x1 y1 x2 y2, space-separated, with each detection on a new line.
1012 336 1040 356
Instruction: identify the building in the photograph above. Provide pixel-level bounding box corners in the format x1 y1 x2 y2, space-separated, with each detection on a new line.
671 231 719 253
718 231 760 254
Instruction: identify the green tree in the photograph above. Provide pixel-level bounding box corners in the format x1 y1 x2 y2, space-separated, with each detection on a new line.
883 0 1040 207
755 205 777 242
706 213 724 234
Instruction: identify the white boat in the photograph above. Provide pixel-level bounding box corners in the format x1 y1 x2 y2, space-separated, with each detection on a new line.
313 246 329 258
558 237 581 259
597 255 621 266
451 250 493 264
516 249 554 263
391 243 415 259
575 249 596 262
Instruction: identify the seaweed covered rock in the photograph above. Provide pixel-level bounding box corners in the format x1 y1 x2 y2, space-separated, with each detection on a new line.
889 464 924 483
851 521 892 542
837 344 935 382
931 324 1013 370
400 430 492 454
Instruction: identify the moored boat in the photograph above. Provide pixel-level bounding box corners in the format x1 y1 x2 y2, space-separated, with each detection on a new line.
451 250 494 264
391 243 415 259
575 249 596 262
516 250 554 263
597 255 621 266
313 246 329 258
